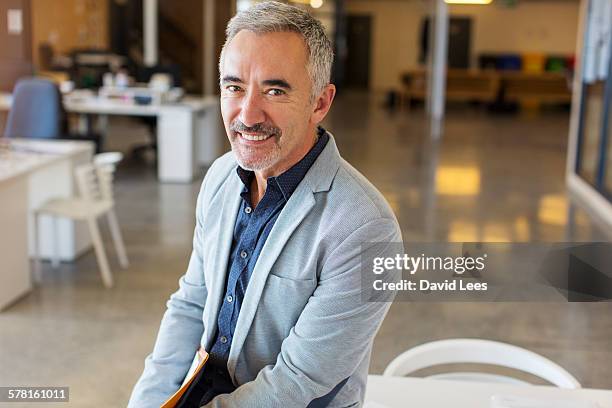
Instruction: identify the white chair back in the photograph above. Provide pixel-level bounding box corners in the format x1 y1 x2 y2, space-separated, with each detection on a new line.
74 162 115 203
383 339 581 389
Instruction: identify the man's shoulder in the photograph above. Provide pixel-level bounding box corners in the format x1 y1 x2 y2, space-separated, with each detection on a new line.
201 150 236 188
192 151 237 212
330 157 397 222
308 152 403 258
309 151 400 245
308 132 396 223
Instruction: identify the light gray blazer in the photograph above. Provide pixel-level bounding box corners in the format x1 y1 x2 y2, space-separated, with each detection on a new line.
128 134 402 408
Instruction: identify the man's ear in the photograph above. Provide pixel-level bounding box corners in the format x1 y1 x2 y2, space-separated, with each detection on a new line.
311 84 336 124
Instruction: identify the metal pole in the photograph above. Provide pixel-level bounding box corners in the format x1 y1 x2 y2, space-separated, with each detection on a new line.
429 0 449 139
144 0 158 67
204 0 216 95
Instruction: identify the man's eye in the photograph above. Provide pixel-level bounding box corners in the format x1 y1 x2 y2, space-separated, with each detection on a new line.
226 85 242 92
266 89 285 96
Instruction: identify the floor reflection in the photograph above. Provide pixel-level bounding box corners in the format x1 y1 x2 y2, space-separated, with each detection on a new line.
326 91 610 243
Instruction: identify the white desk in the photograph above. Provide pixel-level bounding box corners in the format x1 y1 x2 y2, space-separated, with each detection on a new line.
0 92 223 183
0 139 94 310
365 375 612 408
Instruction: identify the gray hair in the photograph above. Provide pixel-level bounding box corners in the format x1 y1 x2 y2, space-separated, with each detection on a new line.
219 1 334 100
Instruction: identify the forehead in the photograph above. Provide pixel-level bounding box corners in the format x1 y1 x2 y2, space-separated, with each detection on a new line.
221 30 309 80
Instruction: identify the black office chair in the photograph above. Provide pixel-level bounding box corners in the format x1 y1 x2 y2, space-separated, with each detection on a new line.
5 78 103 152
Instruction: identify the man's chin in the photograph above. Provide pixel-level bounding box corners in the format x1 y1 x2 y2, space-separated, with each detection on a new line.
234 156 276 172
232 146 278 171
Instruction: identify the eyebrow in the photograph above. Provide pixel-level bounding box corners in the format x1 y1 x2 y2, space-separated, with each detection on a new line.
262 79 292 90
221 75 244 84
221 76 292 91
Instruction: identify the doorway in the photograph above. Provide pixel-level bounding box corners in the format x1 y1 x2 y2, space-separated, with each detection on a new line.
345 14 372 89
448 17 471 69
420 16 473 69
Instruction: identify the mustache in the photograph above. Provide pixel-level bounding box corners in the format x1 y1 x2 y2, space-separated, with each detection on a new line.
230 121 281 136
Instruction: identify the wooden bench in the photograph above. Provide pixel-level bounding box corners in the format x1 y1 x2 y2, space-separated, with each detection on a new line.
500 72 572 104
400 69 572 107
401 69 500 106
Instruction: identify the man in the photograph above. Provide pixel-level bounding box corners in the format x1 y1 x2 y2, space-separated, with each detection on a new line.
128 2 402 407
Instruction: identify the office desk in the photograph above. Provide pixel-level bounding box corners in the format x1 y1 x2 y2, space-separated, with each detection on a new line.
365 375 612 407
0 139 94 310
0 92 223 183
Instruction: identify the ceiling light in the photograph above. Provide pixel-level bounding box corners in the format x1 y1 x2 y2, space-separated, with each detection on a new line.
310 0 323 8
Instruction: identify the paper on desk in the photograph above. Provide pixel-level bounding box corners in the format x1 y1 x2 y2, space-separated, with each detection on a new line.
9 140 86 155
491 394 600 408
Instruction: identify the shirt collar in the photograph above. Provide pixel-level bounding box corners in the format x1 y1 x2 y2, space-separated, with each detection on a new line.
235 126 329 201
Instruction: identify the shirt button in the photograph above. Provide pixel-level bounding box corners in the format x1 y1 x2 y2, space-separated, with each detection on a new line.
220 336 228 344
240 250 248 259
245 206 252 214
226 295 233 303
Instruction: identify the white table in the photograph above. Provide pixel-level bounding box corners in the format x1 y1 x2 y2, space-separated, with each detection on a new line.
0 92 223 183
0 139 94 310
365 375 612 408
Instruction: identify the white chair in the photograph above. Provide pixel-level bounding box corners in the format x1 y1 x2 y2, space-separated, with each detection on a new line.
383 338 580 389
33 154 129 288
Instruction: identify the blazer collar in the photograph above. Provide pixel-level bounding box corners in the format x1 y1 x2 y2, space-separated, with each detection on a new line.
302 130 341 194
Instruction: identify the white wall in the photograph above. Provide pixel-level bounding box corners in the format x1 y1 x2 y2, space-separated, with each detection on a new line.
455 2 579 55
346 0 580 91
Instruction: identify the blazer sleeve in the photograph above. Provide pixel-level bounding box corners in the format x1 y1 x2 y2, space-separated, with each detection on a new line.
127 178 210 408
204 216 402 408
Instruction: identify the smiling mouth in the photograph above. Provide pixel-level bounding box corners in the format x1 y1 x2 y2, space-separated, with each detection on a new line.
237 132 274 142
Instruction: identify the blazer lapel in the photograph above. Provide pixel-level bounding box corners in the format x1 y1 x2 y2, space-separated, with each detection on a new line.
227 184 316 377
203 173 242 347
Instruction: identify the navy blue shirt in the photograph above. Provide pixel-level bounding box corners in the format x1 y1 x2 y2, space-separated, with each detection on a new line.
177 128 329 407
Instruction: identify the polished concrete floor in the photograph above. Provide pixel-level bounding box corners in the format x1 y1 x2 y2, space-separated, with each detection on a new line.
1 92 611 407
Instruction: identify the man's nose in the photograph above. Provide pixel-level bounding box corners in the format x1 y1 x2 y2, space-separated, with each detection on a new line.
239 91 266 127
